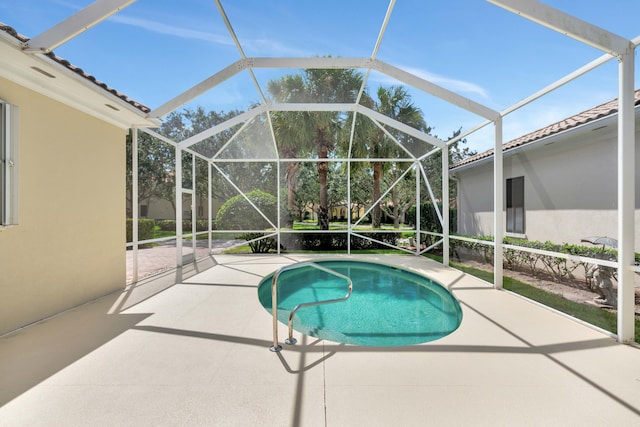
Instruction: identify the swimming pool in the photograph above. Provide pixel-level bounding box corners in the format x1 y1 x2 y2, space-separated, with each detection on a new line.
258 259 462 347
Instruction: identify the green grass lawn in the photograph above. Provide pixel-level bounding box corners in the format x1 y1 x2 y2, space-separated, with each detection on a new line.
433 256 640 344
153 226 175 239
152 226 241 240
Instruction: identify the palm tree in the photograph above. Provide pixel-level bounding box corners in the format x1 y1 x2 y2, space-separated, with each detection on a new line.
268 66 365 230
269 112 303 219
369 85 428 228
268 75 309 224
343 93 376 220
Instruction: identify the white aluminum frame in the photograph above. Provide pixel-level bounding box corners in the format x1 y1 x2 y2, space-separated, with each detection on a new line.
33 1 634 342
23 0 137 54
0 100 19 227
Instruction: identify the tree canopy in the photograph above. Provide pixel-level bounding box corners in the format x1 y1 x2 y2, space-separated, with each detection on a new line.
128 77 476 234
268 66 365 229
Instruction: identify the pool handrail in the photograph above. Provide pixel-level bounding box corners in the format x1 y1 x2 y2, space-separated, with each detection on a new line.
270 261 353 352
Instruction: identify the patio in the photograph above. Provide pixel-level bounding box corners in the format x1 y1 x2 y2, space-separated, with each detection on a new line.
2 254 639 426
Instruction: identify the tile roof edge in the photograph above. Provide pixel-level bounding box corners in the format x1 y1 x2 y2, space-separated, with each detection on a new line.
0 22 151 115
451 89 640 170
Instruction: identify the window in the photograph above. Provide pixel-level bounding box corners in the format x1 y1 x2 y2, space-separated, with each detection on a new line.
506 176 524 234
1 99 18 226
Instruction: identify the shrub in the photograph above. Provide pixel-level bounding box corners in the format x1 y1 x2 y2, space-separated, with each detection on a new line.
351 232 397 250
281 233 347 251
217 190 278 231
217 190 279 253
157 219 175 231
279 232 397 251
126 218 155 244
406 202 457 236
239 232 277 253
450 234 640 284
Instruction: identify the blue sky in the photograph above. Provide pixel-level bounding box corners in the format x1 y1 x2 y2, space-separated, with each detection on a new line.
2 0 640 152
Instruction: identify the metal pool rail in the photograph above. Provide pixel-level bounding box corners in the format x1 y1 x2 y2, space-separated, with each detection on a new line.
269 261 353 352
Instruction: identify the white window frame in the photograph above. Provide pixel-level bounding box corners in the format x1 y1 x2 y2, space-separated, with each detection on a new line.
1 99 19 227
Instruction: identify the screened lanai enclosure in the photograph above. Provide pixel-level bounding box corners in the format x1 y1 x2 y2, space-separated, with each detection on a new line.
9 2 640 423
57 0 639 344
129 63 456 258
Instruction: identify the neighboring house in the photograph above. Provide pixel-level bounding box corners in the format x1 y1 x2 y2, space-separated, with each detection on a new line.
451 91 640 248
140 197 175 220
330 204 366 222
139 197 215 222
0 25 156 334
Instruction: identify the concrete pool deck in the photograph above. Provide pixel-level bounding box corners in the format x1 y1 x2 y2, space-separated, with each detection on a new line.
1 254 640 426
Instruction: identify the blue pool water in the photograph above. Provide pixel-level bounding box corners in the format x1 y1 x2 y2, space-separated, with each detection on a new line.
258 260 462 346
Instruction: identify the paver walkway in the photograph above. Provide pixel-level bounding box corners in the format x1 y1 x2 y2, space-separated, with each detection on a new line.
125 238 244 283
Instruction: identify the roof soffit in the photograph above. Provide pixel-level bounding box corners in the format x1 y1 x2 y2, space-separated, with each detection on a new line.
0 28 157 129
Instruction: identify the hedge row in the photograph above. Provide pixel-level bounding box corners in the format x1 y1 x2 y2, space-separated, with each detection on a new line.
281 232 397 251
238 232 399 253
449 235 635 283
126 218 155 243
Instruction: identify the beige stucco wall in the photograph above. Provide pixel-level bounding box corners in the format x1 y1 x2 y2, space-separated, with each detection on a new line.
455 122 640 249
0 77 126 335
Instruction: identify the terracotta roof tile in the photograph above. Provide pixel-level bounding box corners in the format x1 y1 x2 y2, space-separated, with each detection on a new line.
451 90 640 169
0 23 150 114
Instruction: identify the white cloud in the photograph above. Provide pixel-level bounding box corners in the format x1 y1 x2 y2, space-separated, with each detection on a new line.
400 66 490 100
242 37 311 57
108 14 235 46
50 1 237 46
108 13 312 57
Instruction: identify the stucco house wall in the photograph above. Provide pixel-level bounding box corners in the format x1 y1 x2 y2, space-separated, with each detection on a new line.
142 197 175 220
453 108 640 249
0 77 126 334
141 196 219 222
